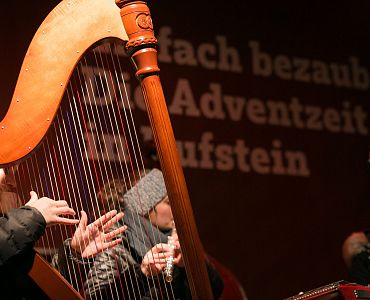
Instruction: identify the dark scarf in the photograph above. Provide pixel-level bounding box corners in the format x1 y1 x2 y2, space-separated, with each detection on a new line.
123 208 171 262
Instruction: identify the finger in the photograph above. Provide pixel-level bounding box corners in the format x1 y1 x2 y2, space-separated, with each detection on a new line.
54 200 69 207
152 258 167 264
104 225 127 240
174 254 182 264
29 191 38 201
147 258 167 265
147 256 167 264
91 210 117 227
102 238 123 250
151 243 169 253
85 223 99 238
25 191 37 206
150 252 171 259
155 263 165 271
79 210 88 231
102 212 124 231
55 217 80 225
160 252 173 258
0 169 5 183
153 243 172 253
55 207 77 216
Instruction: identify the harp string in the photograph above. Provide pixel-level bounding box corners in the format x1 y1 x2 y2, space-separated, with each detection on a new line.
66 83 115 298
65 105 111 299
37 134 83 291
74 58 126 298
91 42 174 299
108 43 176 299
100 44 163 298
44 139 67 253
57 85 110 298
54 118 101 297
119 44 177 299
92 46 145 296
30 154 49 251
92 44 155 299
75 46 143 298
44 139 68 254
85 43 138 298
53 115 90 295
44 110 77 290
98 45 155 299
78 54 140 299
31 151 60 259
46 136 90 291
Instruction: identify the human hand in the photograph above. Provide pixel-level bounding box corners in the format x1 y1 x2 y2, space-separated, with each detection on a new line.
141 243 175 277
26 191 79 226
71 210 126 258
170 232 184 267
0 169 6 184
342 231 369 267
0 167 17 188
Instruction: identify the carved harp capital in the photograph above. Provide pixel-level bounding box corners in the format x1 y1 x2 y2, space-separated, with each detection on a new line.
118 1 159 78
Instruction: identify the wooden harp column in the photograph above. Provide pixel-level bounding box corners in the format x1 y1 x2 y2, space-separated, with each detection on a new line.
118 1 214 299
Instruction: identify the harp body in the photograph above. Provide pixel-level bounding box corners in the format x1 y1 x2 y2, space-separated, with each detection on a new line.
0 0 213 299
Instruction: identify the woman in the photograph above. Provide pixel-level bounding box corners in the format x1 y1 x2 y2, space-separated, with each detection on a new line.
57 168 223 299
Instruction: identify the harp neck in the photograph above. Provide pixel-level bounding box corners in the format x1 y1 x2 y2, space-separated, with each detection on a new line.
0 0 128 165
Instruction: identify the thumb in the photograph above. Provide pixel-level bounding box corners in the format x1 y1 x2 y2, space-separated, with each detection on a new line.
174 253 182 264
26 191 38 205
79 210 88 231
29 191 38 201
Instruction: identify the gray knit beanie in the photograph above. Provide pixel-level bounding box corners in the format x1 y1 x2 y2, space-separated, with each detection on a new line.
123 168 167 216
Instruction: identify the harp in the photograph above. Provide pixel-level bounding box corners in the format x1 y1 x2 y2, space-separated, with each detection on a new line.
0 0 213 299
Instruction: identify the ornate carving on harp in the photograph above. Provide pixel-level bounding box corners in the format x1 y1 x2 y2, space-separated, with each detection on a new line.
0 0 213 299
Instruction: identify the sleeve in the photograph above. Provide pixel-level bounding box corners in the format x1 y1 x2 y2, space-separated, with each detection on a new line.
0 206 46 266
54 238 94 292
348 250 370 285
94 262 150 299
84 243 137 299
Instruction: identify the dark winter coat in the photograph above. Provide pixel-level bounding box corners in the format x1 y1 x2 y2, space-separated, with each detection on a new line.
0 206 47 299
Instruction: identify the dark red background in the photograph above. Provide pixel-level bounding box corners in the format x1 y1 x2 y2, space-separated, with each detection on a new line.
1 2 370 299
